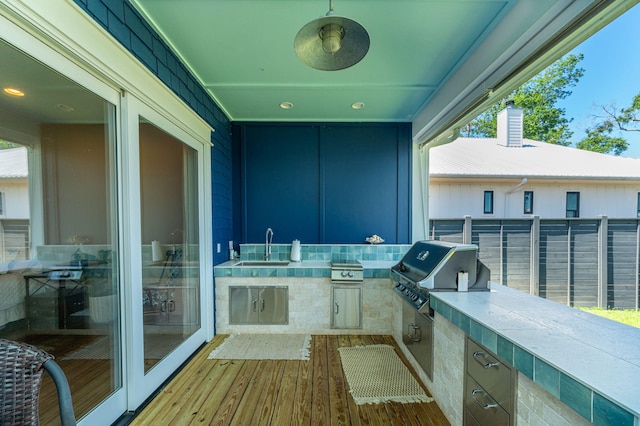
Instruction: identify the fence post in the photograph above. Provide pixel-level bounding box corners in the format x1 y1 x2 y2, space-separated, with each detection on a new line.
636 220 639 311
463 215 472 244
530 216 540 296
598 215 608 309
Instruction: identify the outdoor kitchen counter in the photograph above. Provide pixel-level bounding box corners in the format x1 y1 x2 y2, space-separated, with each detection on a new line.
214 260 396 278
429 282 640 425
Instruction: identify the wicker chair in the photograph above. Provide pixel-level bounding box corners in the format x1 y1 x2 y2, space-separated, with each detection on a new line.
0 339 76 425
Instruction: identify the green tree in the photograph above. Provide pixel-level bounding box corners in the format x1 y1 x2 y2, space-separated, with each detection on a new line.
0 139 19 149
577 93 639 155
576 126 627 155
465 53 585 146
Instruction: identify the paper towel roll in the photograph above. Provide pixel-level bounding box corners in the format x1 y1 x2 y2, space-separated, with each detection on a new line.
151 240 163 262
291 239 301 262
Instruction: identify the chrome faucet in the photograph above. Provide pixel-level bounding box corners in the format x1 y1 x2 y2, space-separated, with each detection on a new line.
265 228 274 261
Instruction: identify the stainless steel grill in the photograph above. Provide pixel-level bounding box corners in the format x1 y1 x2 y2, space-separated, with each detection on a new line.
391 240 489 313
392 240 490 380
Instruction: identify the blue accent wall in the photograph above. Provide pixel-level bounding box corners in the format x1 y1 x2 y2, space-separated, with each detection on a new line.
239 123 412 245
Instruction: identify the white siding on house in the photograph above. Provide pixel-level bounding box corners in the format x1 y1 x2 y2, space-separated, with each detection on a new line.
0 180 29 218
429 180 640 219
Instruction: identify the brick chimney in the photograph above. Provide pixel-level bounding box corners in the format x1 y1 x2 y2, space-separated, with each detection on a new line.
497 100 523 147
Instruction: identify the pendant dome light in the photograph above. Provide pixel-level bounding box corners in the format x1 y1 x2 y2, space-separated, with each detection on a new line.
294 0 370 71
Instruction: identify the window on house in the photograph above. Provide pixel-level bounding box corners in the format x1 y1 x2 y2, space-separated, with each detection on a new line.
637 193 640 218
524 191 534 214
566 192 580 218
483 191 494 214
0 192 4 216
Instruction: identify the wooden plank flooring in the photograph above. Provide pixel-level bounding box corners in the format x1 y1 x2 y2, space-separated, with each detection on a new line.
131 334 450 426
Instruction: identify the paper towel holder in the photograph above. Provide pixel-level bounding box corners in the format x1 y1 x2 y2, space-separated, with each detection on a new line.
151 240 163 262
291 239 301 262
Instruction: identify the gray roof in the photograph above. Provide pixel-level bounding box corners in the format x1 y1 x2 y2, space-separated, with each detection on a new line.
0 147 28 178
429 138 640 180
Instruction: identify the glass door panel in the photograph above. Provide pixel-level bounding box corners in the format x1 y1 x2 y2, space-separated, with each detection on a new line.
0 38 122 422
139 119 200 373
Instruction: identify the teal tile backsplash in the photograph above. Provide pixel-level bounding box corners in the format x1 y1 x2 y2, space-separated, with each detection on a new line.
535 358 560 399
560 373 592 421
593 393 635 426
238 243 411 262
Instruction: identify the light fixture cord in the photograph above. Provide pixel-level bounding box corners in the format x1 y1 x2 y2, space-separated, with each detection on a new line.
329 0 334 13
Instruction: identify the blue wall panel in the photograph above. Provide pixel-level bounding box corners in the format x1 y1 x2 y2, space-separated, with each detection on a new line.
240 123 412 245
243 125 321 245
323 125 411 244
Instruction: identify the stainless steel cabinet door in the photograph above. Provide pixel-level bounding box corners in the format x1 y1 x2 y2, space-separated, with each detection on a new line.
229 286 288 324
229 287 260 324
259 286 288 324
332 286 362 329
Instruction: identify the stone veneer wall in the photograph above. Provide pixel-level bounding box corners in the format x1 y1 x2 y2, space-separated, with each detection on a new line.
215 277 394 334
518 373 592 426
431 313 465 426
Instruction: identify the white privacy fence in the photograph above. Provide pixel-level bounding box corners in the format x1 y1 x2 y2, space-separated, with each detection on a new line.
430 216 640 309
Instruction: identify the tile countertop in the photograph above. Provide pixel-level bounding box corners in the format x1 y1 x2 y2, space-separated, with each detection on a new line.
214 260 397 278
430 283 640 424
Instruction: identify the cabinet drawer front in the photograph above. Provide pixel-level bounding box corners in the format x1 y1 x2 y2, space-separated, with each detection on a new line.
465 374 510 426
466 339 512 409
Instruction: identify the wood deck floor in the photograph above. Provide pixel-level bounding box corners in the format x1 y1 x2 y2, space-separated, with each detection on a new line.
130 334 450 426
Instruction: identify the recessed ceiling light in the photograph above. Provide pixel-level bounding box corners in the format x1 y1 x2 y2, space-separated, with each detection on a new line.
351 102 365 109
56 103 75 113
280 102 294 109
3 87 24 97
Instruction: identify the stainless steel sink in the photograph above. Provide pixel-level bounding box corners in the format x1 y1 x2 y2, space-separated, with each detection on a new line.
233 260 291 267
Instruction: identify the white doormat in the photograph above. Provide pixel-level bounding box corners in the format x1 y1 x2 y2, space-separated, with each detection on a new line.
207 334 311 360
338 344 433 405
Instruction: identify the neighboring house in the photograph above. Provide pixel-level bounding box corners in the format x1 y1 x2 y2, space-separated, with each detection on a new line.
0 147 28 218
427 107 640 309
429 106 640 220
0 147 29 261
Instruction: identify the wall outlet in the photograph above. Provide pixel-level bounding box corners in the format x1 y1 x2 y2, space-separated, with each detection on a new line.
216 243 221 253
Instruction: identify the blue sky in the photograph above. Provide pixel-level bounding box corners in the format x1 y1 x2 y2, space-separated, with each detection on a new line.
559 4 640 158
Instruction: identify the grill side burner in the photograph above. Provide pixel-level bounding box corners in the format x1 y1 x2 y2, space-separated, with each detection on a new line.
330 260 363 283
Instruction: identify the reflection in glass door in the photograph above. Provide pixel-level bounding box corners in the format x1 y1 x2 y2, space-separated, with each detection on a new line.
0 38 122 423
139 119 200 372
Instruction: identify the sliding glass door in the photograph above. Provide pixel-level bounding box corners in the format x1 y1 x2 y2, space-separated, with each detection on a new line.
124 97 207 407
0 37 123 423
139 118 201 373
0 13 212 422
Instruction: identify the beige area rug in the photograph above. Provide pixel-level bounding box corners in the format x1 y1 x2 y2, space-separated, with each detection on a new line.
61 334 183 360
338 344 433 405
207 334 311 360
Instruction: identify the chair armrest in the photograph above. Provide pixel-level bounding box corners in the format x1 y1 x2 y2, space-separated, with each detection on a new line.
43 359 77 426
